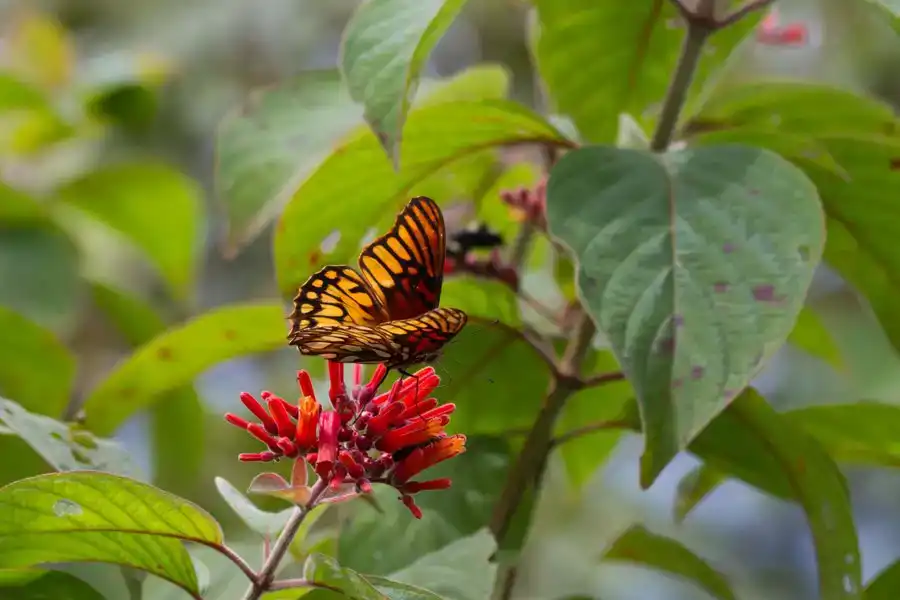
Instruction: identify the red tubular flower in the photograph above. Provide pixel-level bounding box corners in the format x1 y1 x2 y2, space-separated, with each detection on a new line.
295 395 320 450
228 363 465 518
390 435 467 484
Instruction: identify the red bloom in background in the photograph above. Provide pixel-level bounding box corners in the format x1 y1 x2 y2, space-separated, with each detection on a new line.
756 9 808 47
225 362 466 518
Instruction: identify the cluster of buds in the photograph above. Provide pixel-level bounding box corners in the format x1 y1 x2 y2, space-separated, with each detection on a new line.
225 362 466 518
500 177 547 230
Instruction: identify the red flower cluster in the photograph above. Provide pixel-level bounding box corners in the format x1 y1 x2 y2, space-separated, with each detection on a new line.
756 9 808 47
500 177 547 230
225 362 466 518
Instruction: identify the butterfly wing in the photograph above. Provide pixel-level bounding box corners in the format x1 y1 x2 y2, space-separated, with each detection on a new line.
358 196 446 321
374 307 467 368
288 266 389 341
288 324 401 364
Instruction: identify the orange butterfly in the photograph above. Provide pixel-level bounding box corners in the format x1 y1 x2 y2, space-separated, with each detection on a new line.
288 196 467 372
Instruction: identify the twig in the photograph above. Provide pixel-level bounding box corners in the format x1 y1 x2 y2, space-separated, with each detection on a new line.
549 419 634 449
241 478 329 600
716 0 777 29
581 371 626 388
522 327 561 373
218 543 258 582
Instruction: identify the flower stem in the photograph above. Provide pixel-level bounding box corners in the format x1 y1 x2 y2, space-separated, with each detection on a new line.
241 477 329 600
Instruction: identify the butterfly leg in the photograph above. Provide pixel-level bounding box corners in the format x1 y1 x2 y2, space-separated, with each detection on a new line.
397 367 428 422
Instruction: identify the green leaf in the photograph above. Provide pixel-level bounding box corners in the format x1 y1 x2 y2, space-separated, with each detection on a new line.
0 570 105 599
0 222 82 333
0 308 74 416
0 397 141 479
339 438 509 575
787 306 843 369
0 73 47 110
83 302 285 435
784 402 900 467
603 525 735 600
215 70 361 254
796 135 900 355
0 472 224 598
866 559 900 599
366 576 442 599
386 528 496 600
556 351 631 488
273 99 570 294
90 283 204 494
865 0 900 34
672 464 725 523
532 0 761 142
341 0 469 163
303 554 384 600
687 390 862 600
0 183 46 225
214 476 292 537
546 144 825 486
55 162 202 300
440 322 549 435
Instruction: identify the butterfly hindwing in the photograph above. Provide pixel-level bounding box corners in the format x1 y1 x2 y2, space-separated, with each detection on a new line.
289 266 388 338
289 324 400 364
373 307 467 367
358 196 446 321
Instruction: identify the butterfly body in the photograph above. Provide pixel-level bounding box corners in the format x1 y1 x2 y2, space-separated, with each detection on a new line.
289 197 467 370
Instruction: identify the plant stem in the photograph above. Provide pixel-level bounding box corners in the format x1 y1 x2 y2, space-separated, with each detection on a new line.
241 478 329 600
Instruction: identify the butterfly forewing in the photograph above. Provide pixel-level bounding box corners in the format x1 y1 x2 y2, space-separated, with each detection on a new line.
358 196 446 320
289 266 388 337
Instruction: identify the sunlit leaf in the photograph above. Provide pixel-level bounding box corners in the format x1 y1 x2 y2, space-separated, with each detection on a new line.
787 306 843 369
56 162 202 300
90 283 204 494
0 570 105 599
603 525 736 600
340 438 509 576
0 472 223 598
0 74 47 111
214 476 292 538
0 398 141 479
341 0 468 163
5 12 73 89
0 307 74 416
273 100 570 294
0 223 82 333
532 0 761 141
387 528 496 600
546 144 824 486
83 302 285 435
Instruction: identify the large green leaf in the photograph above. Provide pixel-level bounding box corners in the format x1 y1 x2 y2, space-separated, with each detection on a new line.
341 0 468 163
546 144 825 486
386 528 496 600
0 222 82 332
0 472 223 599
339 438 509 576
797 135 900 354
532 0 761 142
0 570 105 599
83 302 285 435
366 577 442 599
273 99 570 294
55 162 202 300
0 398 141 479
0 307 74 416
90 283 205 493
687 390 862 600
556 351 631 488
603 525 736 600
215 70 361 254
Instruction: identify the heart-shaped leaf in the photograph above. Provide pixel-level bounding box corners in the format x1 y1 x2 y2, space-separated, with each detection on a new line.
546 144 825 486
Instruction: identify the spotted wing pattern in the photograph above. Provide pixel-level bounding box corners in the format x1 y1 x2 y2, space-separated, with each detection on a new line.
291 308 467 368
358 196 446 321
288 266 388 339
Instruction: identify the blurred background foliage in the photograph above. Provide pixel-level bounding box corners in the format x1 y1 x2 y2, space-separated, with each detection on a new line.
2 0 900 598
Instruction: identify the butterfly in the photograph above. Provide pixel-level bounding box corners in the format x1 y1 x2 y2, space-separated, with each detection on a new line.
288 196 467 372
